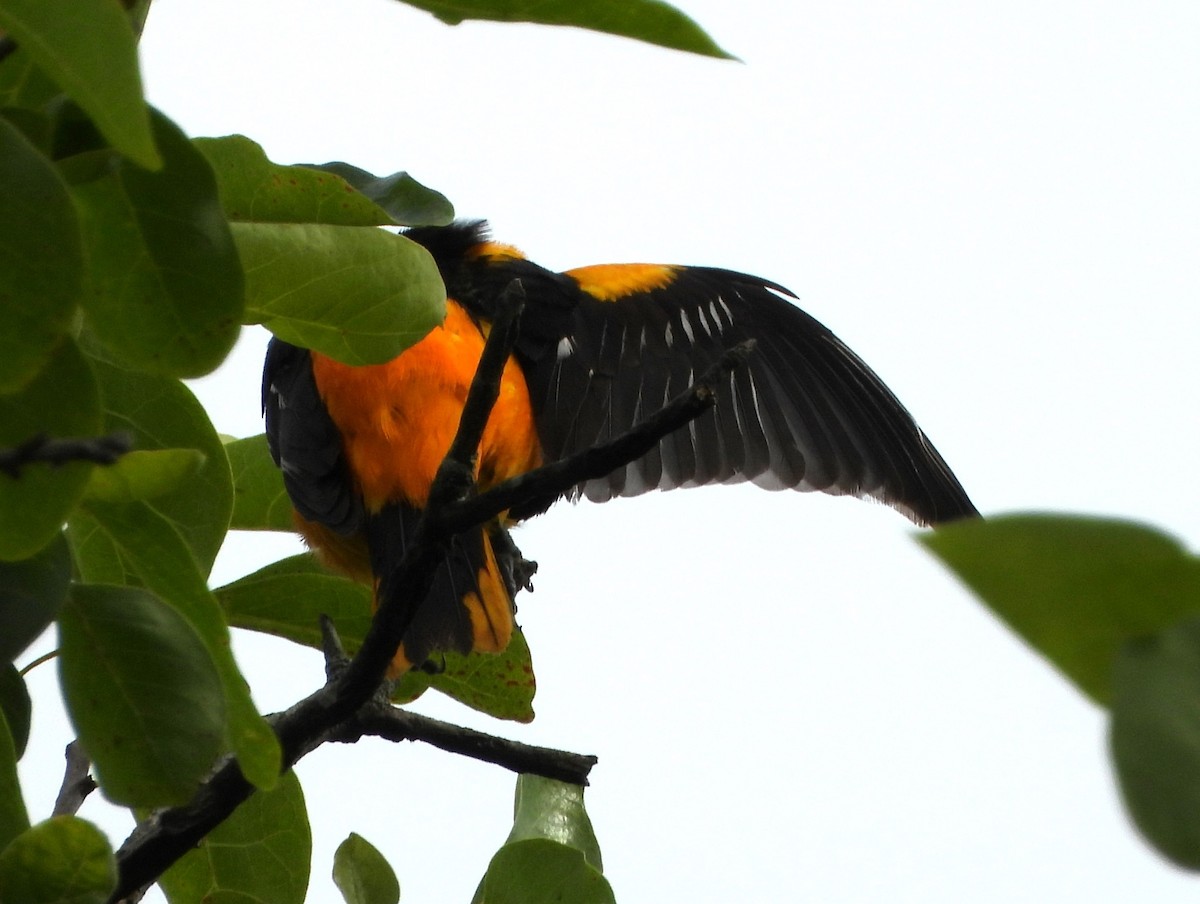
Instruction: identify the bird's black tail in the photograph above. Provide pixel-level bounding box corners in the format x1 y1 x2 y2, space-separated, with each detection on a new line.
366 503 514 673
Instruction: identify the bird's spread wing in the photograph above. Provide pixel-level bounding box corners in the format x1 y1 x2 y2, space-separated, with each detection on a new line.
522 264 977 525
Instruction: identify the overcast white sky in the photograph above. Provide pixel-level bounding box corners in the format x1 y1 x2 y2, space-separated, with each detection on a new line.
17 0 1200 901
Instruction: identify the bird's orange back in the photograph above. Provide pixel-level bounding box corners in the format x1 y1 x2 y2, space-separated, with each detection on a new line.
309 300 542 512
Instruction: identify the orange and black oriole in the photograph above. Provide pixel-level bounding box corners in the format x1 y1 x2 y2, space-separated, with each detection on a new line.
264 221 977 672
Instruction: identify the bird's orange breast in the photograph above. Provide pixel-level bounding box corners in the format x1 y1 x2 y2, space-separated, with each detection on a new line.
310 300 544 513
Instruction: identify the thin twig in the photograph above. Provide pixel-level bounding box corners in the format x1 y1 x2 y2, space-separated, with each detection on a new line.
457 340 755 524
0 432 133 478
18 649 58 677
319 614 350 682
331 703 597 786
435 279 526 508
52 741 97 817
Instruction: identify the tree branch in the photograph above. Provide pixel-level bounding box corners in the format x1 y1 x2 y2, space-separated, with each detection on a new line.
314 614 595 783
0 432 132 479
52 741 96 817
453 339 755 524
109 290 752 901
330 702 597 785
335 279 527 710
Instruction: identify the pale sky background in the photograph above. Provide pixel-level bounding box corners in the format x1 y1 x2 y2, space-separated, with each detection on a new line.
16 0 1200 901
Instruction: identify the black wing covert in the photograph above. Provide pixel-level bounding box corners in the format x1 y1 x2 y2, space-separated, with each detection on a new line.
523 266 977 526
262 338 363 535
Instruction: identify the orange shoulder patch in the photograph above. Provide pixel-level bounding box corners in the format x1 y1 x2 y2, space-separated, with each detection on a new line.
566 263 679 302
470 240 526 262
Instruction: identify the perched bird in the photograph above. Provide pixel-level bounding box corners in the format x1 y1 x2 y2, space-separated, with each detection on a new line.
264 220 977 672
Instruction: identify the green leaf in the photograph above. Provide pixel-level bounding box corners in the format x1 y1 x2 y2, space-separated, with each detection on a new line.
0 532 70 664
73 501 281 791
82 448 205 504
508 775 602 868
0 706 30 851
397 0 732 59
0 0 158 167
73 501 192 595
304 161 453 226
194 135 397 226
475 839 614 904
159 769 310 904
216 554 374 651
332 833 400 904
65 509 131 587
0 48 59 109
0 114 83 392
235 221 444 365
1110 617 1200 869
919 515 1200 705
394 628 537 722
126 0 151 36
84 359 233 574
0 816 115 904
1 107 52 154
0 339 101 561
225 434 294 532
57 584 226 807
0 665 30 759
72 109 243 378
46 97 123 168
